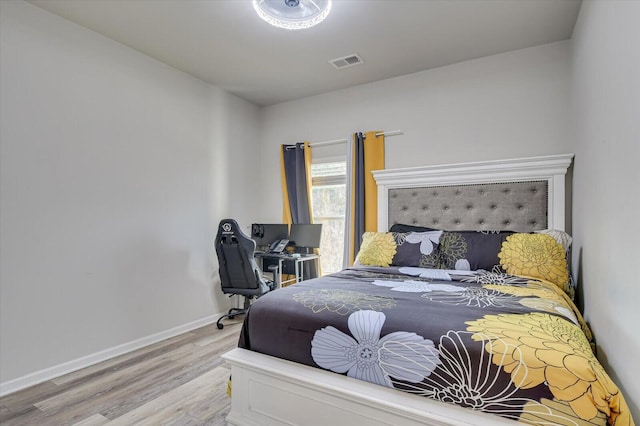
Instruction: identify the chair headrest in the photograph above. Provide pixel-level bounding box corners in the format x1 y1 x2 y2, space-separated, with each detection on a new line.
219 219 241 238
216 219 255 248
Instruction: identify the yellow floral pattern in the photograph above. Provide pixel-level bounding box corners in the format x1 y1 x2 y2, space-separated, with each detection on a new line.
521 398 607 425
484 282 594 344
484 282 564 304
499 233 569 291
466 313 632 425
357 232 397 267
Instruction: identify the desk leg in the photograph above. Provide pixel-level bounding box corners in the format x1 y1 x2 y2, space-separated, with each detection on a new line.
278 258 284 288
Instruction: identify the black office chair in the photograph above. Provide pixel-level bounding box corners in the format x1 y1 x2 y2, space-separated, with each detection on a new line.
215 219 275 329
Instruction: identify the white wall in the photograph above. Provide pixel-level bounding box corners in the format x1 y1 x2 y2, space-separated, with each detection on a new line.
0 0 261 386
258 41 573 220
571 0 640 418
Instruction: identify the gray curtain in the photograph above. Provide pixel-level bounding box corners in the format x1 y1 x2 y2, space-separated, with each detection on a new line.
352 132 366 257
347 131 385 265
281 142 318 279
282 143 311 224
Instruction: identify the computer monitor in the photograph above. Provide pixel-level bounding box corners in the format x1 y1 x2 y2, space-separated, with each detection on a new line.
251 224 289 247
289 224 322 250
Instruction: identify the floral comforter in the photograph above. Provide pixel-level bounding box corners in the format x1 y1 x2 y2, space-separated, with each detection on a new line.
238 266 633 425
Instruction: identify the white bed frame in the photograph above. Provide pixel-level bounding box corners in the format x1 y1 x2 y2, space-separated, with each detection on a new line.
222 154 574 426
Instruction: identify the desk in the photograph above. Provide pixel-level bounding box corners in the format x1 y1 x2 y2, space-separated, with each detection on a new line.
255 252 320 287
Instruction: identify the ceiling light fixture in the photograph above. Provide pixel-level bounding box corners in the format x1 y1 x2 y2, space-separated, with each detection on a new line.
253 0 332 30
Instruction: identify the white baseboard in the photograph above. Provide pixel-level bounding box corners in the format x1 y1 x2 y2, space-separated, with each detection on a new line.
0 312 224 397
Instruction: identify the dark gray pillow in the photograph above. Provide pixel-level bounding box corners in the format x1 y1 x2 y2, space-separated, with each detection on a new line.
390 231 442 268
438 231 515 271
389 223 437 233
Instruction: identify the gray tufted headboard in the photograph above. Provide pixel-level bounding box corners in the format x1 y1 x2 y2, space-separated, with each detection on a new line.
373 155 573 233
388 181 548 232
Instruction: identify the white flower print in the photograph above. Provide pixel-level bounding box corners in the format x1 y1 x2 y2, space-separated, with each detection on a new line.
425 331 528 407
397 266 428 277
422 287 522 308
392 331 568 423
554 306 578 324
311 310 440 387
461 267 529 286
404 231 442 256
518 298 579 325
398 266 477 280
454 258 471 271
372 280 464 293
399 266 453 280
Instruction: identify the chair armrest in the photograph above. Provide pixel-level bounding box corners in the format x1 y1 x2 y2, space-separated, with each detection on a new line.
267 264 280 289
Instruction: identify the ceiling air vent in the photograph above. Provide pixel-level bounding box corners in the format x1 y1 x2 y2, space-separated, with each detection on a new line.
329 53 364 69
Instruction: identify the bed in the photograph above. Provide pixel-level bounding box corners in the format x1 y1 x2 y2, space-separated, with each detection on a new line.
222 154 634 426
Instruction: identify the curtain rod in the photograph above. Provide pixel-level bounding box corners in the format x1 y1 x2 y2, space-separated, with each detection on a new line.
308 138 349 148
308 130 403 148
375 130 403 137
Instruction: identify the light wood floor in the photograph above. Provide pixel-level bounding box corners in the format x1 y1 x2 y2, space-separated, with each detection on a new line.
0 318 243 426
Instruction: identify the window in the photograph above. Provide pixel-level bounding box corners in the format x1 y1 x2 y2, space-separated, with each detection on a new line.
311 161 346 274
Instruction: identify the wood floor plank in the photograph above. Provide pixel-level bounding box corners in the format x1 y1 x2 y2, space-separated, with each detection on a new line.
0 331 203 419
105 367 230 425
35 345 184 411
0 379 60 412
52 332 198 386
0 318 243 425
33 322 239 415
0 404 43 424
159 413 206 426
101 336 237 420
101 323 240 421
72 413 111 426
200 405 231 426
0 404 14 422
185 374 234 423
30 352 206 424
192 322 242 347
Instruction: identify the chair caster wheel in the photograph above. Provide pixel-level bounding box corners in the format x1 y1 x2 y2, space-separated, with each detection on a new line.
217 323 224 330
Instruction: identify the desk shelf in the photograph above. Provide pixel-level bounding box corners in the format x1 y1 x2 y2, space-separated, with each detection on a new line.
255 253 320 288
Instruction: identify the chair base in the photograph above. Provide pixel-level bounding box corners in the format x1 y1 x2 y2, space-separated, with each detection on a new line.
217 295 253 330
216 307 247 330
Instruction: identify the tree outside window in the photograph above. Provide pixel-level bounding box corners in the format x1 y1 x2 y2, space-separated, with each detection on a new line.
311 162 346 274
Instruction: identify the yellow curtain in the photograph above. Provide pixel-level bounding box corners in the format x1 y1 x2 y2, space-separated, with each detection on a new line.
363 131 384 231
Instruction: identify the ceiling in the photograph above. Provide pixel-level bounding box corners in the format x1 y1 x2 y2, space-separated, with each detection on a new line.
29 0 582 107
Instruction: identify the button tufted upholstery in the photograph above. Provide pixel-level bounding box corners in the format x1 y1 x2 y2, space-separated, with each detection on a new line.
388 181 548 232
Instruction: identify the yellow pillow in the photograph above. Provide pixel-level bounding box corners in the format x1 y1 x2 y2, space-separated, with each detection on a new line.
356 232 397 267
498 233 569 291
